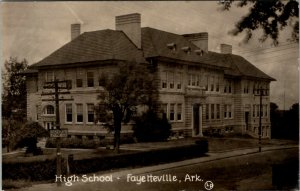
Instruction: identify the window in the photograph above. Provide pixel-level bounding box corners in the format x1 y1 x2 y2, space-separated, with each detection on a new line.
161 71 167 89
161 104 167 119
224 79 227 93
170 104 175 121
176 73 182 89
206 104 209 120
228 80 232 93
76 104 83 123
224 104 233 119
205 76 209 91
253 105 255 117
196 75 200 86
216 77 219 92
216 104 220 119
244 81 249 94
87 104 94 123
76 70 84 88
264 105 268 117
45 71 54 82
177 104 182 121
66 80 72 89
87 72 94 87
210 77 214 91
228 105 232 118
211 104 214 119
191 74 196 86
76 79 83 88
168 72 174 89
45 105 54 115
66 104 72 123
35 79 39 92
256 105 260 117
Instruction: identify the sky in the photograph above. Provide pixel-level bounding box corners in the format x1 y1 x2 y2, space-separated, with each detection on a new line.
1 1 299 109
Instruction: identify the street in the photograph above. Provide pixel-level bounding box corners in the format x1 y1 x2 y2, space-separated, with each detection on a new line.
14 146 298 191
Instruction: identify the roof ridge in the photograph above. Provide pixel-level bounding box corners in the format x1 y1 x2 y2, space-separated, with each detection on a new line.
142 27 183 38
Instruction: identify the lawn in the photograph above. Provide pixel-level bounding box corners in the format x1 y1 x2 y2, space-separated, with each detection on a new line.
2 137 298 190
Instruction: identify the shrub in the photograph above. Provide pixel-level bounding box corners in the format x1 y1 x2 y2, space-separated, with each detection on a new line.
2 156 63 181
133 110 171 142
3 142 208 181
13 122 49 155
46 137 100 149
69 143 207 174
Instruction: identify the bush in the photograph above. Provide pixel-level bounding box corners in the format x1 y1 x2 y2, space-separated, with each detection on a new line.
13 122 49 155
46 137 100 149
2 156 63 181
69 143 207 174
3 142 208 181
133 110 171 142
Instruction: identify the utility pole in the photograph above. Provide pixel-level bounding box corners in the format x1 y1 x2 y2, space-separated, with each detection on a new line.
254 86 268 152
42 78 73 186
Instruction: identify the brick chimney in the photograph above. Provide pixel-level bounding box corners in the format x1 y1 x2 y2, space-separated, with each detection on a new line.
71 23 81 41
115 13 141 49
182 32 208 52
220 44 232 54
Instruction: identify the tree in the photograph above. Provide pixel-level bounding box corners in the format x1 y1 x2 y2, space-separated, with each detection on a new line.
13 122 49 155
220 0 299 44
270 102 281 138
284 103 299 140
133 110 171 142
2 57 28 152
2 57 28 120
96 62 158 152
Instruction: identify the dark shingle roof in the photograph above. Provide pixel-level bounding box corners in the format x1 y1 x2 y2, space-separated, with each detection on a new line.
223 54 275 80
32 29 146 67
32 26 274 81
141 27 230 68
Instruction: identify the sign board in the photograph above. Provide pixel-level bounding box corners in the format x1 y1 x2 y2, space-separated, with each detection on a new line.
50 129 68 138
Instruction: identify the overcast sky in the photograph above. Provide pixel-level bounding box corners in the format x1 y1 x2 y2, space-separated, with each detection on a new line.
1 1 298 109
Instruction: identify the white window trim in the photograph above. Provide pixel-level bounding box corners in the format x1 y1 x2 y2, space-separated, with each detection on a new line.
86 71 95 88
76 103 84 124
65 103 73 124
86 103 95 124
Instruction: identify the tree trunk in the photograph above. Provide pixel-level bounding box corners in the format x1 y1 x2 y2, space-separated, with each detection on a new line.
114 120 121 153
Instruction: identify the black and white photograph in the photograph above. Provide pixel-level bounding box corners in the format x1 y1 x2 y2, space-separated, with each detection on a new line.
1 1 299 190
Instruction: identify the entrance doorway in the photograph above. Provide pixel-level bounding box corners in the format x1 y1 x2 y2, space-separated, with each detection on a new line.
193 104 202 136
245 112 249 130
45 122 55 130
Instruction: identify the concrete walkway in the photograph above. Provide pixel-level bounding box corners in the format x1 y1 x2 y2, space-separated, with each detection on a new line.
10 144 298 191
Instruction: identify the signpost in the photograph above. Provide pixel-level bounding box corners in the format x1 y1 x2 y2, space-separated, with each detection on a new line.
42 79 73 186
50 129 68 138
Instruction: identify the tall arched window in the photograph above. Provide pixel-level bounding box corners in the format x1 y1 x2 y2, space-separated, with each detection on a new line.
44 105 55 115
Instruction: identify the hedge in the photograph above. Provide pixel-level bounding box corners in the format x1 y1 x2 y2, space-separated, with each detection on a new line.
45 137 102 149
2 156 67 181
3 139 208 181
70 141 208 174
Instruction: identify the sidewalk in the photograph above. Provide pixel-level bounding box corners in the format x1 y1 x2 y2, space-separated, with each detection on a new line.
11 144 298 191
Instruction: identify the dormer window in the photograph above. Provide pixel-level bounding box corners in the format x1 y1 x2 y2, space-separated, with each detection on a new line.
167 43 176 51
181 46 191 54
194 49 204 56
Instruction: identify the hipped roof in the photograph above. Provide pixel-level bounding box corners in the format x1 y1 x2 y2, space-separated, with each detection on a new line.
31 27 275 81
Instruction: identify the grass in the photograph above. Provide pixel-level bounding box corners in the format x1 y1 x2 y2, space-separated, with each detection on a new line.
2 137 298 190
2 179 33 189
